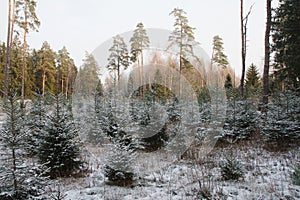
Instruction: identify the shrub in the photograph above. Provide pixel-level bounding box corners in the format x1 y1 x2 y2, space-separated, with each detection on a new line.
220 154 244 181
104 139 136 186
261 90 300 147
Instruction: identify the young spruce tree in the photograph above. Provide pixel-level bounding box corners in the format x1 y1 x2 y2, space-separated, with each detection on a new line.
38 93 82 178
26 92 46 156
87 80 106 145
245 63 261 98
0 91 47 199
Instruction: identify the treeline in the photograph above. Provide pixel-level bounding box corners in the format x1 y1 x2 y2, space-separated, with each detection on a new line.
0 40 78 98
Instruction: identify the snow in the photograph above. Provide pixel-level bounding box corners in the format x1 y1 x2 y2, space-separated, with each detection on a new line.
44 144 299 200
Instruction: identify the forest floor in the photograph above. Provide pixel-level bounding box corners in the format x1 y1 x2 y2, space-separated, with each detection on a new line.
59 141 300 200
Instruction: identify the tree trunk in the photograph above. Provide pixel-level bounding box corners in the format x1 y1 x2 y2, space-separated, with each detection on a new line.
117 59 120 83
262 0 272 107
4 0 12 100
10 0 16 48
240 1 253 98
9 96 18 196
22 10 28 101
141 50 144 96
61 78 64 94
12 147 18 196
240 0 246 98
210 48 214 84
65 66 70 98
138 55 141 86
42 70 46 96
179 24 183 97
141 50 143 85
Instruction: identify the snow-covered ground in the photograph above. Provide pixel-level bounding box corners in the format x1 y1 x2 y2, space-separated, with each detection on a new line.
0 111 299 199
59 143 299 200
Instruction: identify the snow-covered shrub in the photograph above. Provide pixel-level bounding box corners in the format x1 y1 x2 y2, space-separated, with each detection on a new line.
104 139 136 186
73 81 107 145
197 87 211 124
195 187 212 200
130 95 177 152
48 182 67 200
222 99 257 141
139 99 179 151
291 164 300 185
261 90 300 146
220 153 244 181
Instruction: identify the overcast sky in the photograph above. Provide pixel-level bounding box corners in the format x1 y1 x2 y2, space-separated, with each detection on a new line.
0 0 278 76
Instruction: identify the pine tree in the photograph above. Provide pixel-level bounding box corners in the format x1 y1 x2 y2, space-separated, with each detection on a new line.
130 22 150 89
9 36 23 94
15 0 40 101
24 48 37 98
107 35 130 83
57 47 76 97
0 91 47 199
38 93 83 178
245 63 261 97
167 8 197 96
76 52 100 97
211 35 229 68
6 41 27 99
3 0 16 99
272 0 300 88
36 41 57 96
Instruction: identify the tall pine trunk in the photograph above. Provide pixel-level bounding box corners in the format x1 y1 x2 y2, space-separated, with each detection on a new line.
61 78 64 94
263 0 271 107
141 50 144 96
179 24 183 97
22 8 28 101
4 0 13 99
65 68 69 98
210 48 214 84
42 70 46 96
240 0 246 98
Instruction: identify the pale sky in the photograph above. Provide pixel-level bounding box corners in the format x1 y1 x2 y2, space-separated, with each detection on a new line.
0 0 277 76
